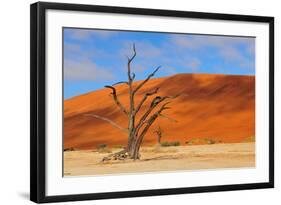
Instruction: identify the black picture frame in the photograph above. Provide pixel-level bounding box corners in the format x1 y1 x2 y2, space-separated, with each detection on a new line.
30 1 274 203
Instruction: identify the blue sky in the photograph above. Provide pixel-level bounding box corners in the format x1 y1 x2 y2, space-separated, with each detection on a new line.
63 28 255 99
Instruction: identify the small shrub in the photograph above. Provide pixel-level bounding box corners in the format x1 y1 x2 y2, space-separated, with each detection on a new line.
185 138 217 145
160 141 169 147
171 141 180 146
97 144 107 149
185 141 192 145
205 139 216 144
64 147 75 152
112 145 124 149
161 141 180 147
96 143 112 153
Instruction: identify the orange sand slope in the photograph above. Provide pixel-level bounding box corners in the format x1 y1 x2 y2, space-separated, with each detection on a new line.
64 73 255 150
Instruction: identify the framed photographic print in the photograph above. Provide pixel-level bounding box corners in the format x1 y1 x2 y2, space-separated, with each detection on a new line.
30 2 274 203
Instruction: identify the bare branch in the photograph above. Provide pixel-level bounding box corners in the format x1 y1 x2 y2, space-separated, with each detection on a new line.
134 99 171 138
142 102 171 124
104 85 128 116
162 93 181 100
128 44 136 63
131 72 136 81
127 44 136 82
84 114 128 133
133 66 161 95
134 102 171 149
126 44 137 140
134 87 159 115
112 81 129 86
158 101 172 111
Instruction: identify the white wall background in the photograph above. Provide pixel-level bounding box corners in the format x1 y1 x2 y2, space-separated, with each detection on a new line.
0 0 279 204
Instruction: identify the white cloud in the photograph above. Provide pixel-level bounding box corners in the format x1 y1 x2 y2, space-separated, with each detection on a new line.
68 30 92 40
246 42 255 56
172 35 253 50
64 43 81 52
64 59 115 81
172 35 199 49
218 46 244 61
187 58 201 71
170 34 255 70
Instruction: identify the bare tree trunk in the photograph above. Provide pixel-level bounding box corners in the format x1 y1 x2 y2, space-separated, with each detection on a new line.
132 102 170 159
126 44 136 157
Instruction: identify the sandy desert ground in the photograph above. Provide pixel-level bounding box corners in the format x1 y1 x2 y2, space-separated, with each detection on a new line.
64 142 255 176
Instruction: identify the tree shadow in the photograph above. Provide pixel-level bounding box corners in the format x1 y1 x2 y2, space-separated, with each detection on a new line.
141 155 179 161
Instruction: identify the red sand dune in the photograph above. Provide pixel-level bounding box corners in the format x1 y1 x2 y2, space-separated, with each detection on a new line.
64 73 255 150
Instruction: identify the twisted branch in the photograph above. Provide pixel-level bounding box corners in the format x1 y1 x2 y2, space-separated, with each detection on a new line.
112 81 128 86
85 114 128 133
133 66 161 95
134 102 171 148
127 44 136 82
104 85 128 116
134 87 159 115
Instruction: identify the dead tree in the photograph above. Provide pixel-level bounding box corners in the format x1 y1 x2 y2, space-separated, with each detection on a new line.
154 126 163 144
86 44 180 161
